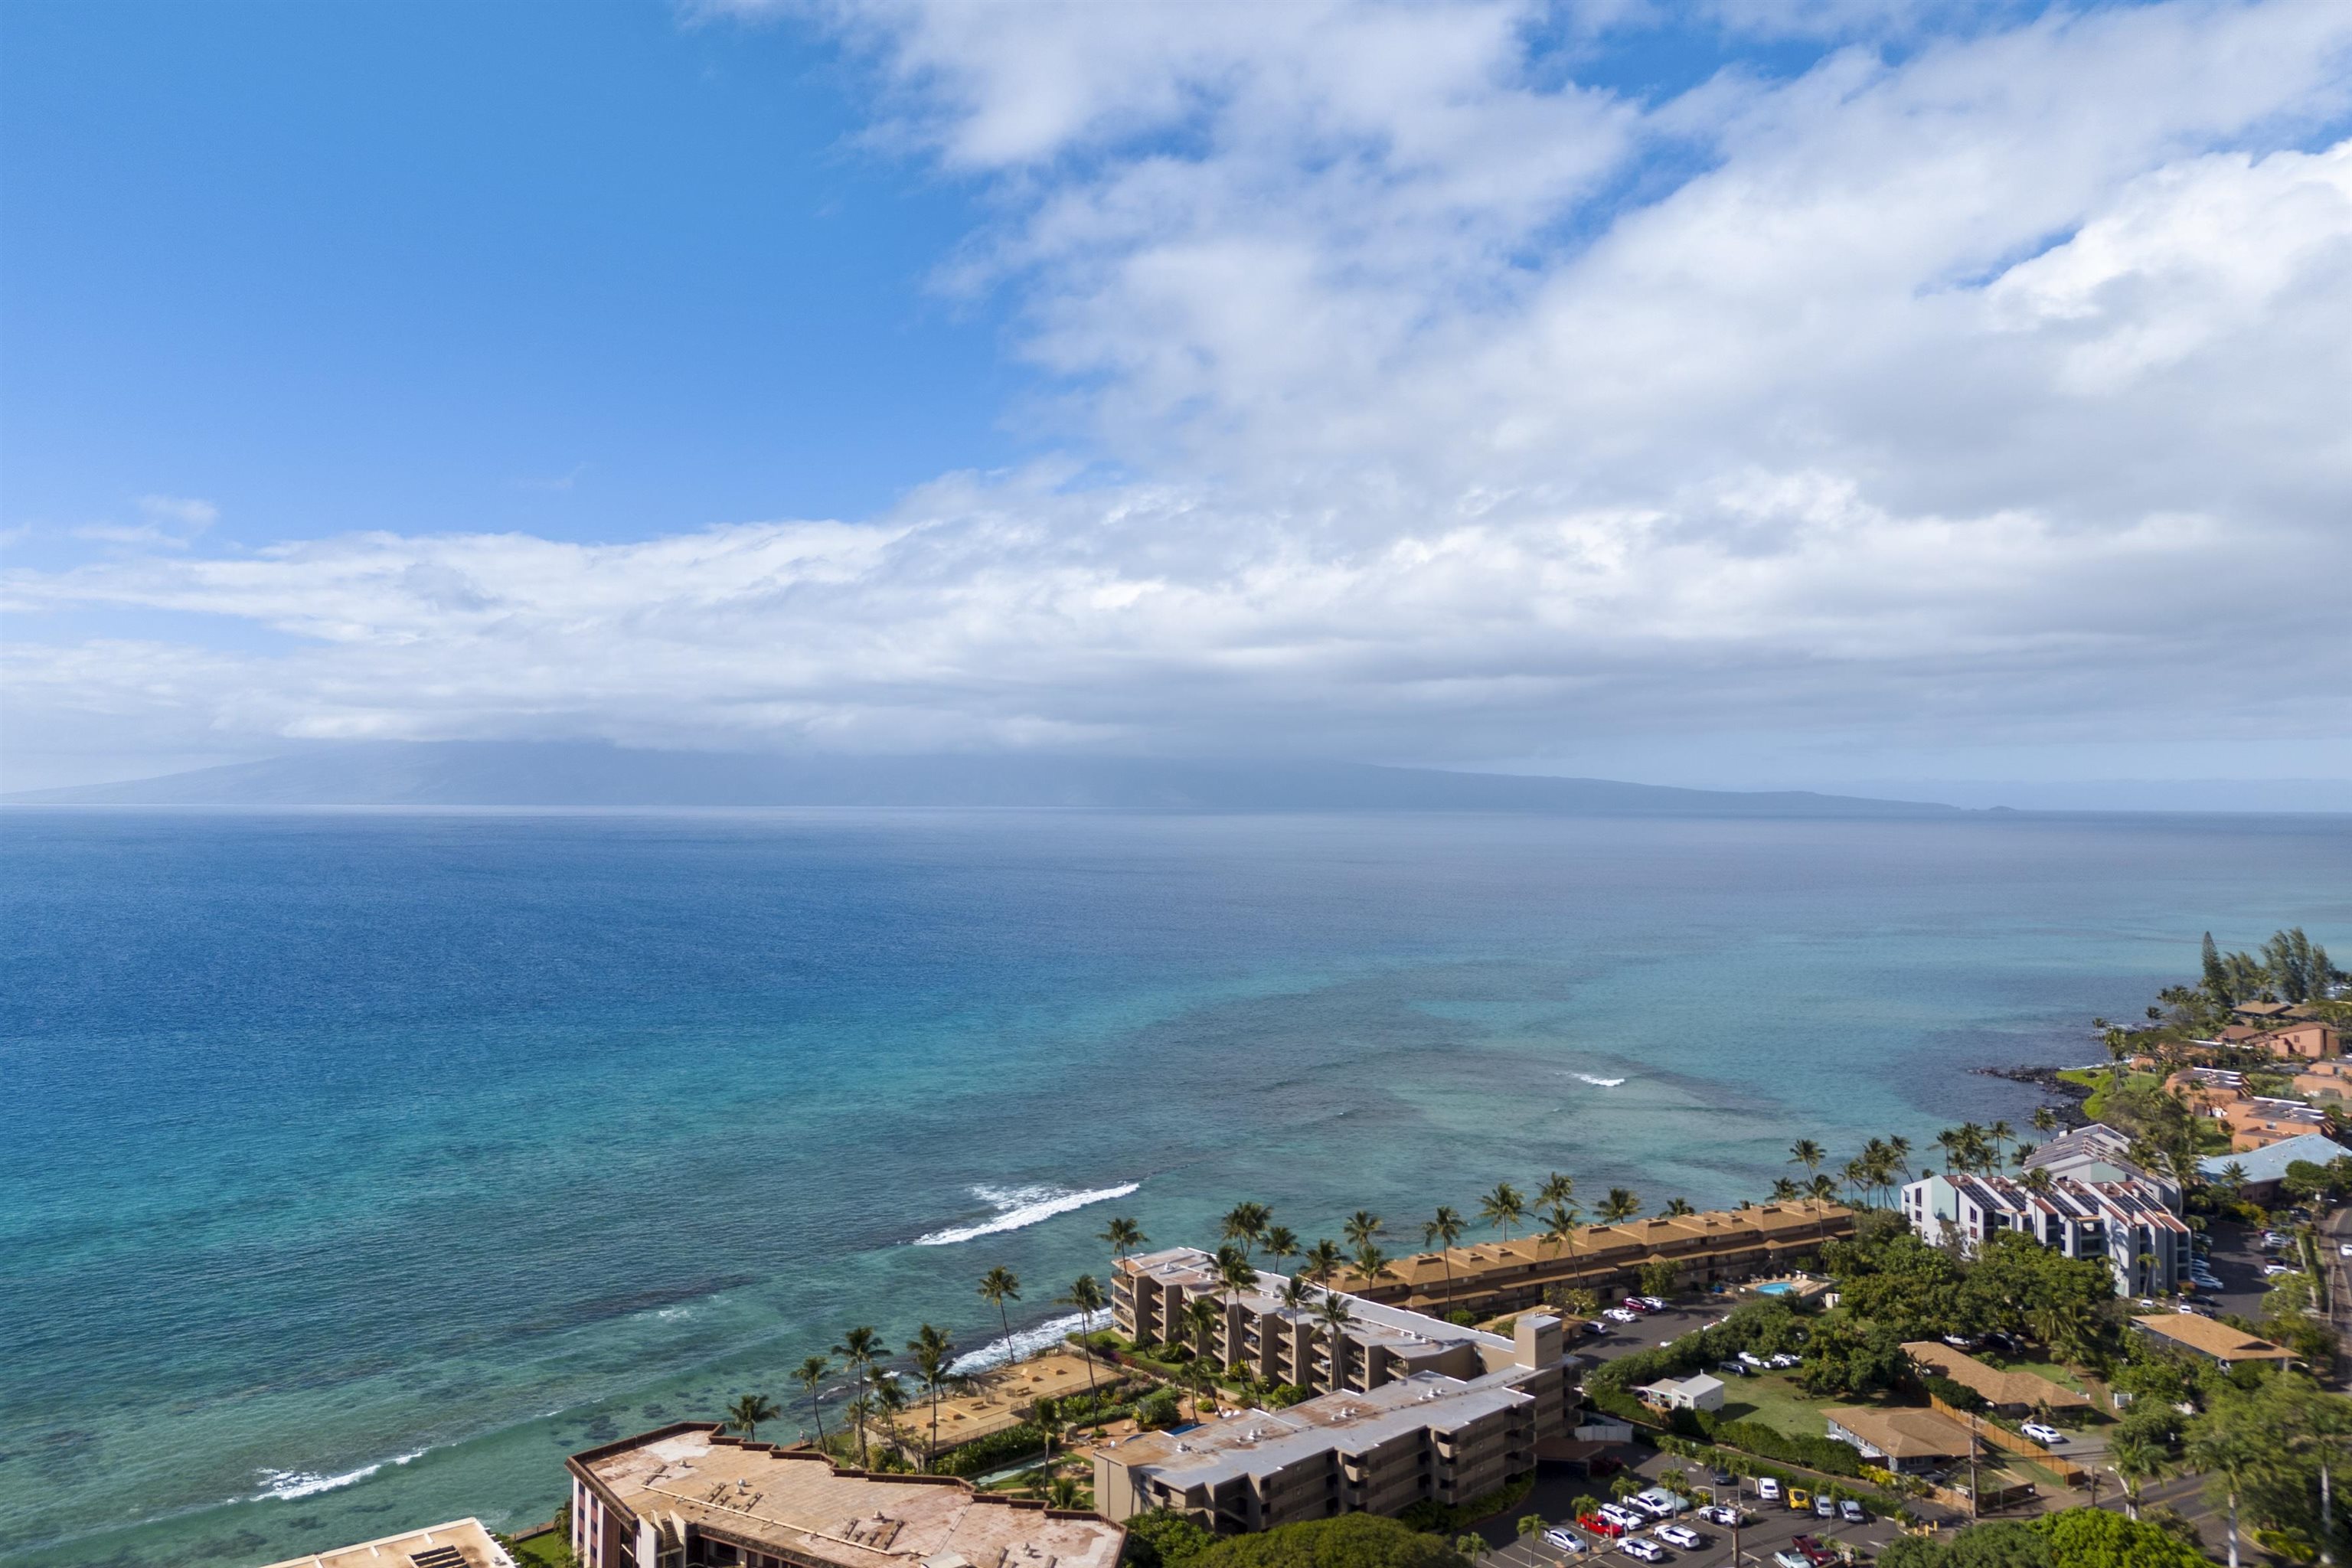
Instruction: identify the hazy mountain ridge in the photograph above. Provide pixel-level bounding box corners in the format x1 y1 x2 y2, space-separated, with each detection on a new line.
2 742 1965 815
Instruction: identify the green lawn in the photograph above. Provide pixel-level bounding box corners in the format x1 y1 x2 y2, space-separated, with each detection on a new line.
1717 1374 1831 1436
508 1534 572 1568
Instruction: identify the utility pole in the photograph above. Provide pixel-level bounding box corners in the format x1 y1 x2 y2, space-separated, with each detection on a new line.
1968 1413 1981 1522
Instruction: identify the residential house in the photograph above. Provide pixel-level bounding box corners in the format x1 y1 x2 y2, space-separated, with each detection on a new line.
1821 1408 1976 1475
1902 1344 2090 1416
1635 1374 1726 1414
2129 1315 2292 1368
2199 1132 2352 1200
2252 1024 2342 1062
2292 1060 2352 1105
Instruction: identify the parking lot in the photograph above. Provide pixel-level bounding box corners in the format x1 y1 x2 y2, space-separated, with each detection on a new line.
1471 1448 1911 1568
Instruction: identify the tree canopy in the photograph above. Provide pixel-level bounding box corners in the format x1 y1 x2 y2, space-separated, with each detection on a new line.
1184 1515 1470 1568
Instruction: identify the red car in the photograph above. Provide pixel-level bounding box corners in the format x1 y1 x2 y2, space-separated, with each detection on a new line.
1579 1514 1626 1539
1792 1537 1834 1566
1588 1455 1625 1477
1622 1297 1651 1312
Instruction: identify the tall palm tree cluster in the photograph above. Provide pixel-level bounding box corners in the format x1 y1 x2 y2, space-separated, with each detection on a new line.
720 1258 1123 1479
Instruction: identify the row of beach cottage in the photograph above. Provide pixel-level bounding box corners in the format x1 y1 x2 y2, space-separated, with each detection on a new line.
256 1115 2317 1568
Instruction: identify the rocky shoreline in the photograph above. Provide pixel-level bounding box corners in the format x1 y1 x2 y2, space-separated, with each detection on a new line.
1975 1064 2096 1130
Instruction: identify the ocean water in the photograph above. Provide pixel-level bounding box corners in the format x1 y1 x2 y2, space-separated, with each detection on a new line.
2 808 2347 1566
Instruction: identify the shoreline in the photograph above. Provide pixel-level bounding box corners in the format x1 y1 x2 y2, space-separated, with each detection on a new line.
1971 1063 2096 1130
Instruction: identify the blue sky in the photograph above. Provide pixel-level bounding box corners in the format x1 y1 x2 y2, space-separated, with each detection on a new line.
4 0 2350 799
2 0 1027 548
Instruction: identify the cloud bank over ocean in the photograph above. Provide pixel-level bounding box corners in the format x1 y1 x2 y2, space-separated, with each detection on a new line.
6 1 2350 790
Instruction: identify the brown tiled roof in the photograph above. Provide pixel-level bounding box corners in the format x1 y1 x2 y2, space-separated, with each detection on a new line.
2131 1314 2292 1363
1902 1344 2089 1410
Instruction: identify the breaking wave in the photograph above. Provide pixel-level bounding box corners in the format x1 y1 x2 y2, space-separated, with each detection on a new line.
1573 1073 1628 1087
914 1181 1138 1246
949 1311 1090 1376
253 1448 426 1501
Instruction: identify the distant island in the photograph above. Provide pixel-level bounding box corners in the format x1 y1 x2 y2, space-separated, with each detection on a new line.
2 742 1969 815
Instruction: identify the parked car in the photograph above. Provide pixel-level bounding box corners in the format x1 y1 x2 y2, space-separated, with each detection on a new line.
1768 1353 1801 1369
1739 1351 1769 1369
1774 1553 1810 1568
1601 1504 1648 1530
1657 1526 1704 1550
1788 1487 1813 1511
1710 1468 1737 1488
1632 1488 1687 1517
1941 1333 1978 1349
1579 1513 1625 1539
1543 1526 1586 1553
1621 1540 1668 1563
1813 1496 1836 1519
1756 1478 1782 1504
2020 1421 2067 1446
2265 1263 2297 1277
2340 1242 2352 1258
1792 1536 1834 1566
1639 1295 1669 1311
1840 1500 1868 1525
1605 1308 1640 1322
1589 1455 1624 1477
1623 1297 1653 1313
1700 1505 1746 1528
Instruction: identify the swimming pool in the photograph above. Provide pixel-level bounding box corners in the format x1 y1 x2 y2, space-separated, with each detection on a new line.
1756 1282 1796 1295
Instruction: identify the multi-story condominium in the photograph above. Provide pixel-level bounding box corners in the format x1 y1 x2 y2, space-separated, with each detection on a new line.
1093 1369 1549 1533
567 1425 1124 1568
1112 1248 1571 1400
260 1520 518 1568
1900 1125 2190 1297
1217 1200 1849 1325
1101 1250 1575 1533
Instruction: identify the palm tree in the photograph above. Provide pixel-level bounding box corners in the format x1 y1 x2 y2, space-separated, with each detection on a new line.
1354 1243 1393 1295
1060 1276 1105 1405
1934 1127 1964 1174
1597 1187 1640 1224
1840 1156 1873 1210
1537 1171 1575 1210
1424 1206 1467 1311
2108 1429 2166 1522
1302 1238 1346 1284
1479 1182 1527 1243
1987 1119 2014 1167
2030 1106 2057 1135
1100 1217 1146 1261
1047 1474 1082 1511
726 1392 780 1442
1886 1134 1914 1188
1658 1197 1694 1218
1788 1138 1825 1182
1540 1200 1579 1259
794 1355 831 1448
1220 1202 1272 1259
978 1266 1022 1348
869 1367 911 1466
1806 1174 1838 1240
1182 1294 1224 1369
1315 1288 1357 1390
1343 1210 1385 1250
2187 1401 2265 1568
908 1325 956 1468
1262 1225 1301 1275
1769 1177 1799 1202
833 1325 882 1467
844 1387 877 1468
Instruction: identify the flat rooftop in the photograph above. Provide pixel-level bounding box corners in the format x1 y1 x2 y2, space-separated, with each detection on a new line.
574 1426 1123 1568
1327 1201 1846 1295
1122 1248 1514 1362
1099 1371 1532 1491
257 1519 514 1568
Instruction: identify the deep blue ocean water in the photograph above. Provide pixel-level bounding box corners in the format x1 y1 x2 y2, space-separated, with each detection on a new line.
3 808 2347 1567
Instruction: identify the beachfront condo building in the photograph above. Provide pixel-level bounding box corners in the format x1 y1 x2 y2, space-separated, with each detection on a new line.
1101 1248 1577 1533
1279 1199 1851 1323
567 1425 1125 1568
258 1519 518 1568
1899 1124 2190 1297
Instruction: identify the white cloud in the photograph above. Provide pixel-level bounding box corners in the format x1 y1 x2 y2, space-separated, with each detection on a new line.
8 0 2352 784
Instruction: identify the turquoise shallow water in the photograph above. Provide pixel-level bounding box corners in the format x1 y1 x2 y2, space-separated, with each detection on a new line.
2 808 2347 1567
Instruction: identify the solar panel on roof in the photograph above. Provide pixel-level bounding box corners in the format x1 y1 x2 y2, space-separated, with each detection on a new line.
410 1548 468 1568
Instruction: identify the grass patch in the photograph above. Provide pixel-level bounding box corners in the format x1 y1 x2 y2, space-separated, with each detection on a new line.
508 1534 572 1568
1716 1374 1832 1438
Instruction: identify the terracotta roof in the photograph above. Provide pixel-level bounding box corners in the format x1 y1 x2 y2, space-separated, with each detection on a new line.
1902 1344 2089 1410
1822 1406 1975 1459
2131 1315 2292 1363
